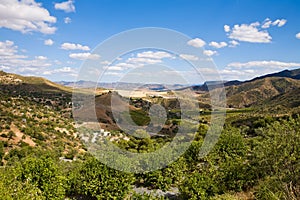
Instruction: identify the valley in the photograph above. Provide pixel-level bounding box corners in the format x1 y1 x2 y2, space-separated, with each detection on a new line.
0 68 299 199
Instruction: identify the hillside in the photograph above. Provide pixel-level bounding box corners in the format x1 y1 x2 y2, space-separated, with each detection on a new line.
0 71 84 165
225 77 300 108
0 70 72 96
0 70 299 199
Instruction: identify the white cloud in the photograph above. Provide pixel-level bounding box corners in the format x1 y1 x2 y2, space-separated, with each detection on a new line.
127 57 162 65
221 61 300 81
0 0 56 34
101 51 174 73
0 40 20 58
0 40 79 78
125 50 173 66
203 50 217 56
209 41 227 48
227 22 272 43
224 25 230 32
187 38 206 48
179 54 199 61
262 18 287 28
64 17 72 24
228 60 300 69
44 39 54 46
101 60 111 65
0 65 10 69
103 62 135 72
104 72 122 77
296 33 300 39
54 0 75 13
105 66 123 71
43 67 76 75
261 18 272 29
69 53 100 60
114 62 135 68
272 19 287 27
0 40 52 75
229 40 239 47
137 51 172 59
61 43 90 51
35 56 47 60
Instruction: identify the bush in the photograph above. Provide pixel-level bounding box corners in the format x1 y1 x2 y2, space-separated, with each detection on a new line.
67 157 135 199
16 156 67 199
179 172 218 200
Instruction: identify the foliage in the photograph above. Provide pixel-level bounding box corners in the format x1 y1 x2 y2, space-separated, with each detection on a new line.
16 156 67 199
67 157 135 199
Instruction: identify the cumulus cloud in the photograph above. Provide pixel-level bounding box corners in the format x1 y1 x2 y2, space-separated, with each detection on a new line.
229 40 239 47
105 66 123 71
221 60 299 81
179 54 199 61
101 60 111 65
262 18 287 28
275 19 287 27
35 56 47 60
54 0 75 13
137 51 173 59
126 51 173 66
203 50 217 56
44 39 54 46
103 51 174 72
228 60 300 69
296 33 300 39
61 43 90 51
64 17 72 24
0 40 52 74
187 38 206 48
227 22 272 43
69 53 100 60
0 40 78 78
0 0 57 34
103 62 135 73
43 67 77 76
224 25 230 32
226 18 287 43
127 57 162 65
209 41 227 48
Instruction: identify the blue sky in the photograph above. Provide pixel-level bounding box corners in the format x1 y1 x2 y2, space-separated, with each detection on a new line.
1 0 300 83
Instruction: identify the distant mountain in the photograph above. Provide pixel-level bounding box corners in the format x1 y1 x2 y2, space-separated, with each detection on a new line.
3 68 300 110
57 80 187 91
188 68 300 93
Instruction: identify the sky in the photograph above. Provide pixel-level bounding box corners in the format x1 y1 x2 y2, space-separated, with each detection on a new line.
1 0 300 84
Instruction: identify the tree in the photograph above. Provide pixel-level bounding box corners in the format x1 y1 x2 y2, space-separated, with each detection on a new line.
16 156 66 199
67 157 134 199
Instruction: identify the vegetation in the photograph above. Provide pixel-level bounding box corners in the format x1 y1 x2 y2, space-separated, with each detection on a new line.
0 71 299 199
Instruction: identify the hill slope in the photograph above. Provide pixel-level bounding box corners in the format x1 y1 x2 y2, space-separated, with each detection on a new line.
0 71 84 165
226 77 300 108
0 70 72 96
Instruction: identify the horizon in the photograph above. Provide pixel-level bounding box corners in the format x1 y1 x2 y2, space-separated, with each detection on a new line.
1 1 300 83
1 66 298 86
